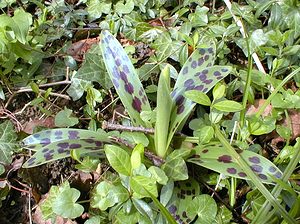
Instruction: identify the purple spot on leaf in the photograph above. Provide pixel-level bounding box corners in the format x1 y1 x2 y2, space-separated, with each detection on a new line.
221 68 228 72
124 83 134 94
204 79 213 84
55 130 63 136
119 71 128 83
249 156 260 164
123 65 130 74
202 149 208 153
115 58 121 66
217 76 223 80
68 131 79 139
186 85 195 90
204 55 209 61
218 155 232 163
175 95 184 106
194 85 204 91
199 73 207 81
203 88 208 92
274 172 282 179
269 166 276 173
132 97 142 112
69 144 81 149
177 105 185 114
199 49 205 55
214 71 221 77
94 141 102 147
208 48 213 53
27 157 36 165
191 60 197 69
251 165 263 173
182 67 188 75
42 148 49 153
41 138 51 144
184 79 194 88
168 205 177 214
57 142 69 148
112 79 119 88
202 69 208 74
44 153 53 161
238 172 247 177
227 168 237 174
198 57 204 66
258 174 267 180
33 134 40 138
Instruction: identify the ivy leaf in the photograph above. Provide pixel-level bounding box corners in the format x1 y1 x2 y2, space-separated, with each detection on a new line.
105 145 132 176
54 107 79 127
87 0 111 21
187 195 217 224
0 121 18 169
91 181 129 210
52 185 84 219
162 149 190 181
10 9 32 44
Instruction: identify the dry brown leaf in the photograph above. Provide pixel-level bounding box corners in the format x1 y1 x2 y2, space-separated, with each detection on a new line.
23 117 55 134
67 37 100 61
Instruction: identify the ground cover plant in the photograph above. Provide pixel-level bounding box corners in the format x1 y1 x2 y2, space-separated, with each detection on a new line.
0 0 300 223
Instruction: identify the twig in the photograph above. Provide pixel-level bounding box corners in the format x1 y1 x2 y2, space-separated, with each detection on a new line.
102 121 155 134
0 108 23 131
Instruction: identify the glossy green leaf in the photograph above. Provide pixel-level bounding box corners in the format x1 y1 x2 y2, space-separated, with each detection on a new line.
187 195 217 224
194 125 214 144
188 146 283 184
131 143 144 170
22 129 110 168
54 107 79 127
52 185 84 219
212 100 243 112
130 175 158 198
100 30 151 127
132 198 154 223
105 145 132 176
91 181 129 210
185 90 211 106
148 166 168 185
167 44 232 149
0 121 18 166
161 149 190 181
155 66 172 158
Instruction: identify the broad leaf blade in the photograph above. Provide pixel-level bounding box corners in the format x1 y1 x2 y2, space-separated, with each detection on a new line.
100 30 151 127
22 128 109 151
23 138 107 168
0 121 18 165
155 66 172 158
188 146 283 184
167 45 232 147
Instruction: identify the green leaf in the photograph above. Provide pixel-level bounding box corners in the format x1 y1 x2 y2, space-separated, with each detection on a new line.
212 83 226 100
91 181 129 210
194 125 214 144
162 149 190 181
185 90 211 106
22 129 110 168
155 66 172 158
188 6 209 27
54 107 79 127
52 185 84 219
105 145 132 176
187 195 217 224
167 43 232 149
100 30 151 127
115 0 134 15
213 100 243 112
0 121 18 165
10 9 32 44
87 0 111 20
148 166 168 185
132 198 155 223
130 175 158 198
189 146 283 184
131 144 144 170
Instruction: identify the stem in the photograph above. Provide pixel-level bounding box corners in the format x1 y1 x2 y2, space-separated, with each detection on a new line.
214 126 296 224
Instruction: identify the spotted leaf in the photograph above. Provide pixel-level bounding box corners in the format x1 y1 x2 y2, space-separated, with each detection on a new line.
188 146 283 184
166 178 200 223
22 129 110 168
100 30 151 127
167 45 232 148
